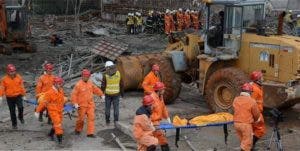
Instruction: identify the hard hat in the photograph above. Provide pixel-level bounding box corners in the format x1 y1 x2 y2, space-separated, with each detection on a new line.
128 13 130 16
142 95 154 106
136 12 139 15
191 10 195 13
152 64 160 71
153 82 165 91
166 9 170 13
186 9 190 12
54 76 64 85
82 69 91 78
179 8 182 11
6 64 16 73
288 10 292 13
250 71 263 81
241 83 253 92
297 14 300 18
105 61 115 68
44 63 54 71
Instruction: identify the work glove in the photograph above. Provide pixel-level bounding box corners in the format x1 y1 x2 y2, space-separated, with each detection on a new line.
22 96 27 101
34 112 39 119
0 97 3 106
167 117 171 123
101 95 105 101
74 103 79 109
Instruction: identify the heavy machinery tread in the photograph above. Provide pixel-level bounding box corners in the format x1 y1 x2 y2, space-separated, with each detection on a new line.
205 67 249 112
277 99 299 109
147 56 182 104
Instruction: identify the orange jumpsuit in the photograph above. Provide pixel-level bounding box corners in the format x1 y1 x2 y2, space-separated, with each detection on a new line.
71 79 104 135
1 74 26 97
142 71 160 94
150 92 169 145
251 82 266 138
233 93 260 151
184 13 191 29
164 14 172 34
133 114 158 151
191 13 199 30
36 87 65 135
176 12 184 31
35 74 55 98
170 15 175 32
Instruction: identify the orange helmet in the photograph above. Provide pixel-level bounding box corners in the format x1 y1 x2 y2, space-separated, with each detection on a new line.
152 64 160 72
54 77 64 85
241 83 253 92
250 71 263 81
82 69 91 78
143 95 154 106
153 82 165 91
6 64 16 73
44 63 54 71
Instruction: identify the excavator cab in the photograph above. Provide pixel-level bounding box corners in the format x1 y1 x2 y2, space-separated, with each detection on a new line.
204 0 265 59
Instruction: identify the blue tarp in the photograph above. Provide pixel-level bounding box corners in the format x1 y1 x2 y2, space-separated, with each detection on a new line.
24 99 75 113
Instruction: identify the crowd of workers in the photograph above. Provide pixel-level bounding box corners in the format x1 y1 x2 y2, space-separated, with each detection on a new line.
0 61 122 144
280 10 300 36
126 8 201 35
0 59 266 150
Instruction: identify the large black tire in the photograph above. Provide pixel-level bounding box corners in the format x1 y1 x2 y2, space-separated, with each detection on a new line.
147 57 182 104
205 67 249 112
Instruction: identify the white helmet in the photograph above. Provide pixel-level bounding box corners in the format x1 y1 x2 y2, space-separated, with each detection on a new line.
105 61 115 68
136 12 139 16
186 9 190 12
179 8 182 11
288 10 293 13
191 10 195 13
166 9 170 13
128 13 131 16
297 14 300 18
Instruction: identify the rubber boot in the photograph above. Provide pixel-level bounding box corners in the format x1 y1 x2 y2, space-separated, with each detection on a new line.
47 117 52 125
146 145 156 151
161 144 170 151
39 112 43 122
57 134 63 144
48 128 55 141
251 136 259 151
18 107 24 124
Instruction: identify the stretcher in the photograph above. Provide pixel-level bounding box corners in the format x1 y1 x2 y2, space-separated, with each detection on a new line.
158 121 234 147
24 99 76 119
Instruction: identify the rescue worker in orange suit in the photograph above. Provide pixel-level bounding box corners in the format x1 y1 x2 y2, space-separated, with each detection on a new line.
133 95 158 151
142 64 161 94
191 10 200 30
35 63 55 123
233 83 261 151
164 9 172 35
176 8 184 31
184 9 191 29
150 82 170 151
170 10 176 32
72 69 105 137
35 77 65 144
0 64 26 129
249 71 266 149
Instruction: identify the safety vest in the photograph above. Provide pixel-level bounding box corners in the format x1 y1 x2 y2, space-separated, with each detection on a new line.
136 17 143 25
127 17 134 25
105 71 121 95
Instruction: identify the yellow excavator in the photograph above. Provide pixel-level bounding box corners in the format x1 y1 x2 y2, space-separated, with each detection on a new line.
117 0 300 112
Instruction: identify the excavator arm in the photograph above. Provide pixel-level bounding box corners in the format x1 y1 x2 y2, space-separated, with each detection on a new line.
0 0 7 40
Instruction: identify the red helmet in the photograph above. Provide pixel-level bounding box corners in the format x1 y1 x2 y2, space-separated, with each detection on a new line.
82 69 91 78
152 64 160 72
241 83 253 92
250 71 263 81
142 95 154 106
6 64 16 73
153 82 165 91
54 77 64 85
44 63 54 71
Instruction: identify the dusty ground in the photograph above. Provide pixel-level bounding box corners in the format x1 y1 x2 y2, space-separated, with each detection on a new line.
0 17 300 150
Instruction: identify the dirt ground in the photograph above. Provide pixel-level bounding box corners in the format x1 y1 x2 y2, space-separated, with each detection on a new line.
0 17 300 150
